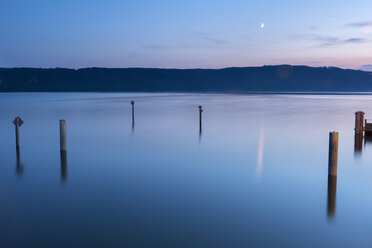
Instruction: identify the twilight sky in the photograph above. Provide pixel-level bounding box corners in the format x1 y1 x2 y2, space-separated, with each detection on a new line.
1 0 372 69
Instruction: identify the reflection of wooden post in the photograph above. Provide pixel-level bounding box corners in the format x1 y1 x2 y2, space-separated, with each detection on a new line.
60 119 67 182
328 131 338 176
355 111 365 134
16 146 23 176
60 119 66 152
13 116 24 148
131 100 135 126
60 150 67 182
354 134 363 154
198 106 203 133
327 175 337 218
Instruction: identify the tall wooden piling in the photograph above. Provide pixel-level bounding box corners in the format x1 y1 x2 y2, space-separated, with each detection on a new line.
355 111 365 134
328 131 339 176
198 106 203 133
12 116 24 148
328 131 338 218
15 121 20 147
131 100 135 126
60 119 66 152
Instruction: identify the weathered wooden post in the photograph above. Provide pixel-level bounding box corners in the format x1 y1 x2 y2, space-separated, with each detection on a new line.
198 105 203 133
12 116 24 148
328 131 338 176
355 111 365 134
131 100 135 126
327 131 338 219
60 119 66 152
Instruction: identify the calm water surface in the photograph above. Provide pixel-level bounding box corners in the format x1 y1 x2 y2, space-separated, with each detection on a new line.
1 93 372 247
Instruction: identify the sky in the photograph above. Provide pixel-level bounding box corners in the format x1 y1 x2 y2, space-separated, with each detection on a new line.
1 0 372 69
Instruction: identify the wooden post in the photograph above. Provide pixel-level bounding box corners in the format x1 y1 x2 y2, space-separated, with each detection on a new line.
131 100 135 126
355 111 365 134
60 119 66 152
198 106 203 133
328 131 338 176
328 131 338 218
15 121 20 147
12 116 24 148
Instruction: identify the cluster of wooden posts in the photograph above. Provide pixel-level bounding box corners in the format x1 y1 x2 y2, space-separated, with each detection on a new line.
12 101 360 179
328 111 368 177
12 103 365 175
327 111 368 218
13 100 204 149
11 103 366 217
11 103 364 179
12 101 204 178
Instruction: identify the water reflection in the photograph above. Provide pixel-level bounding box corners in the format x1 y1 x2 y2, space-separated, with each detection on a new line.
5 93 372 247
327 175 337 219
15 146 23 176
256 124 264 180
364 134 372 145
354 134 363 157
60 151 67 182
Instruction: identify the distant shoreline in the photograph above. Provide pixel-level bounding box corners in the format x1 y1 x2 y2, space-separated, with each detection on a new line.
2 91 372 95
2 65 372 92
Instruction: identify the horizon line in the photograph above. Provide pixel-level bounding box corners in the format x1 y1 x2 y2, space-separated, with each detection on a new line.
0 64 364 71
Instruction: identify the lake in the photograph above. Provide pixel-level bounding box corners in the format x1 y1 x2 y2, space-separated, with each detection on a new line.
1 93 372 247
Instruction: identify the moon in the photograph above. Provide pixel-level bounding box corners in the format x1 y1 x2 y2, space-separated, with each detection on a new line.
260 22 265 28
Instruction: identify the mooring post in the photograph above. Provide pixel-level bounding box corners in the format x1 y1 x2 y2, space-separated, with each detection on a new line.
131 100 135 126
198 105 203 132
328 131 339 176
60 119 66 152
327 131 338 218
12 116 24 148
355 111 365 135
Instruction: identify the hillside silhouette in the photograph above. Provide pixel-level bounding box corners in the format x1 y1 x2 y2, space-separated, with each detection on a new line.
1 65 372 92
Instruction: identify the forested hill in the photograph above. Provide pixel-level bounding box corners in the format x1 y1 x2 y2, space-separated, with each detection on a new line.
1 65 372 92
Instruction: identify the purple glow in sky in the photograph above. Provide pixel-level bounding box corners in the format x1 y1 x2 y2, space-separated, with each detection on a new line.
1 0 372 69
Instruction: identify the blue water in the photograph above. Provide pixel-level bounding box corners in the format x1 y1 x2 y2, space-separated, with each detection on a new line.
1 93 372 247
